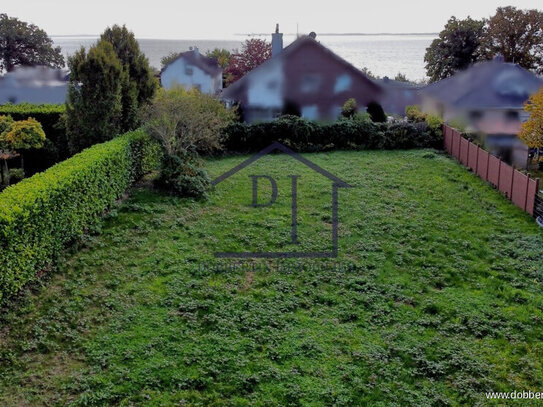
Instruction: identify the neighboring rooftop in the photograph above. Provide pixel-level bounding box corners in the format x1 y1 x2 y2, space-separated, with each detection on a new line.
160 48 221 76
420 58 543 109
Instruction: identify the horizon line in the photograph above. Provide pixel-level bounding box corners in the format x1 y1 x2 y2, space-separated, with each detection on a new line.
50 32 438 39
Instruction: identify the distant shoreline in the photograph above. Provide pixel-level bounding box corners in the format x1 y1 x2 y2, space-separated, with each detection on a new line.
51 33 438 39
236 32 438 37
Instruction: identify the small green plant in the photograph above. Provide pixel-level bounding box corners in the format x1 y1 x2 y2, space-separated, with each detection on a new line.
7 168 24 184
405 105 426 122
341 98 357 119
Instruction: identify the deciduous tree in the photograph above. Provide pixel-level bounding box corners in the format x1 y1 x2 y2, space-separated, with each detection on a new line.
0 116 45 183
480 6 543 74
142 87 235 198
224 39 271 86
424 16 485 82
0 14 64 72
519 88 543 160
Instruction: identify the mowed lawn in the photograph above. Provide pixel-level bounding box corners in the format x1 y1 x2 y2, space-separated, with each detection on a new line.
1 149 543 406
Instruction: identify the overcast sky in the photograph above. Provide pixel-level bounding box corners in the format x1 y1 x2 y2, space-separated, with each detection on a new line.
3 0 542 39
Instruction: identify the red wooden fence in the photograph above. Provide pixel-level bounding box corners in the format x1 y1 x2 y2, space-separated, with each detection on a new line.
443 124 540 216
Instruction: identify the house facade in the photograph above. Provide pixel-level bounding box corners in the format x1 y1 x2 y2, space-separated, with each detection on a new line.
222 28 383 123
419 57 543 168
160 47 222 95
0 65 69 104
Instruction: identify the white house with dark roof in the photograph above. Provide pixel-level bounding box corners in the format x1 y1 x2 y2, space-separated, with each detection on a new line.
160 47 222 95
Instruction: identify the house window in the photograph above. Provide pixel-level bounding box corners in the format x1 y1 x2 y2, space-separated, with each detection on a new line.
185 65 194 76
334 74 352 93
469 110 483 120
300 74 321 93
505 110 519 121
301 105 319 120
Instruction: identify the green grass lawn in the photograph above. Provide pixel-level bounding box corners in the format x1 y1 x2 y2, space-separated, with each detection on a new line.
1 149 543 406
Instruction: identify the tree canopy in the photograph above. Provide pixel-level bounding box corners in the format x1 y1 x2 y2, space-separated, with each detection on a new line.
480 6 543 74
66 41 124 153
100 25 157 130
519 87 543 150
224 39 271 86
0 14 64 72
424 17 485 82
425 7 543 81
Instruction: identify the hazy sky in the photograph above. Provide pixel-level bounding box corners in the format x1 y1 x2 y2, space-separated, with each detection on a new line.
3 0 542 39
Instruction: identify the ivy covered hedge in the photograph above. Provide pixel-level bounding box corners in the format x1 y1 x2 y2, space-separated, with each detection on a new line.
0 104 68 174
221 115 443 153
0 129 160 304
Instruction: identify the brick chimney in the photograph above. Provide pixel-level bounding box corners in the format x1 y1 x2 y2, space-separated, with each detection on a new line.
272 24 283 58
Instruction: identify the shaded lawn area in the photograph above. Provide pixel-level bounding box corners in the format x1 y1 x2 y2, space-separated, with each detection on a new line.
1 149 543 406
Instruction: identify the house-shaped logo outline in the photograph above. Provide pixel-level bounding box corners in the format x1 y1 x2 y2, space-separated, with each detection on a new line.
211 142 353 258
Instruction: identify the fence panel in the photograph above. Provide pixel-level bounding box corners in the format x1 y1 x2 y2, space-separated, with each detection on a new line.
460 138 470 166
488 155 501 187
468 143 478 171
451 130 460 158
511 171 529 211
476 149 489 181
498 162 514 198
442 124 540 217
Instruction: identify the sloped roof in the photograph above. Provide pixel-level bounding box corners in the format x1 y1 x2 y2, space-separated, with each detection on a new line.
222 35 381 100
420 60 543 109
161 50 221 76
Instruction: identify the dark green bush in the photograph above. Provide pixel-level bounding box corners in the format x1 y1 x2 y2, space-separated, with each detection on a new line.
0 129 160 304
222 116 439 153
155 152 210 199
0 104 67 174
366 101 387 123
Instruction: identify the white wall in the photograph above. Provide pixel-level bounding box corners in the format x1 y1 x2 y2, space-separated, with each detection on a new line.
247 59 284 108
161 57 220 94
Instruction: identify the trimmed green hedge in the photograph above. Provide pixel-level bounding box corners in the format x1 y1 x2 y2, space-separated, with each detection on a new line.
0 104 67 174
0 129 160 304
221 115 443 153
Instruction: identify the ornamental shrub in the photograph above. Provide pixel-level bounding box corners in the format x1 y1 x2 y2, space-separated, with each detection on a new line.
0 129 159 304
0 104 68 174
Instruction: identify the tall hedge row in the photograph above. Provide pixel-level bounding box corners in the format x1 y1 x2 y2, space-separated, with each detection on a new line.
221 115 443 153
0 104 68 174
0 129 160 304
